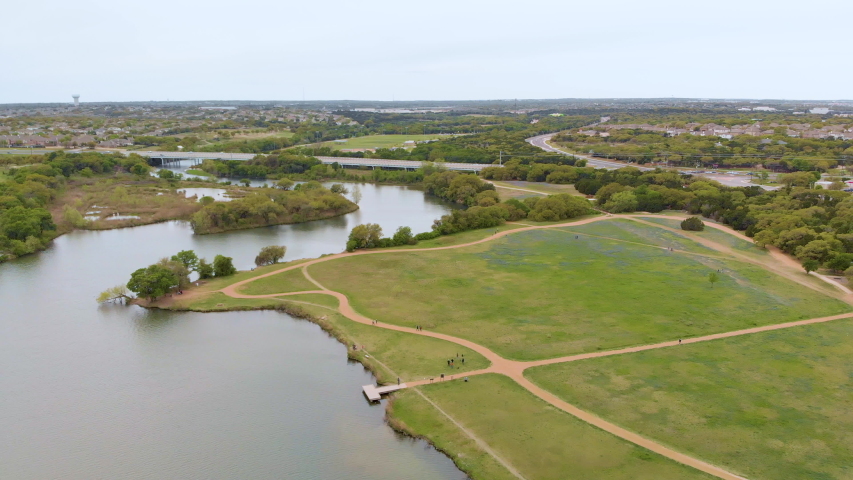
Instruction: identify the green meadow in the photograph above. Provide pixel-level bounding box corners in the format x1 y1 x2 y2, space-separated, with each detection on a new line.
526 318 853 480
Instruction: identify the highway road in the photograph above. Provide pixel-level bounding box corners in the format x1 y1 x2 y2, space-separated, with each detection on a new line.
526 133 649 170
526 133 772 189
314 156 493 172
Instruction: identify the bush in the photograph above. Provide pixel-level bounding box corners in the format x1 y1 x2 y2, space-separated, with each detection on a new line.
681 217 705 231
392 226 416 246
414 231 441 241
213 254 236 277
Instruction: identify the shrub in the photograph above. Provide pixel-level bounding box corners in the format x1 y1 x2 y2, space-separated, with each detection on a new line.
681 217 705 231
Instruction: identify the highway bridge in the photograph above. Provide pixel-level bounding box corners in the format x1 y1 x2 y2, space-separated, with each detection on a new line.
314 156 494 172
131 150 497 172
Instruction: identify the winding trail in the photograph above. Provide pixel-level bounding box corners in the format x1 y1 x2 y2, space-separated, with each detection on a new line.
217 214 853 480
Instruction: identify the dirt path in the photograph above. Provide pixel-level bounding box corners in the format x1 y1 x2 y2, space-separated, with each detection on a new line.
216 214 853 480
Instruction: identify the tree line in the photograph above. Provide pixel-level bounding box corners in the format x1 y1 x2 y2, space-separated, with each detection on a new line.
190 182 357 234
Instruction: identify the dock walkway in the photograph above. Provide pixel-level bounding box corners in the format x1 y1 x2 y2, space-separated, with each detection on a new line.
362 383 407 402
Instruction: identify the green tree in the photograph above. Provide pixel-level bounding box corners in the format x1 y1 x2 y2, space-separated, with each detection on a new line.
276 178 295 190
802 259 820 274
97 285 132 304
171 250 199 271
330 183 349 194
213 254 236 277
240 178 251 187
351 184 362 205
392 226 415 246
255 245 286 266
197 258 214 279
129 163 149 176
347 223 383 251
0 206 55 241
127 265 179 300
708 272 719 287
157 169 175 179
603 191 638 213
199 196 215 206
156 257 191 289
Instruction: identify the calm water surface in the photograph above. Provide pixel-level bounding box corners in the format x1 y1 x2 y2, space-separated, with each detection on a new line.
0 183 466 479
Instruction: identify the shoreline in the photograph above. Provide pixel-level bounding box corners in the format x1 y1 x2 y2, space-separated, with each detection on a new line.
141 298 478 479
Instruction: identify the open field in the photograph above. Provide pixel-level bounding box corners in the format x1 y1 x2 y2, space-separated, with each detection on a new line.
236 267 318 295
394 223 529 249
317 134 448 151
393 375 715 480
525 318 853 480
640 216 770 257
307 221 849 360
491 180 584 201
559 218 719 255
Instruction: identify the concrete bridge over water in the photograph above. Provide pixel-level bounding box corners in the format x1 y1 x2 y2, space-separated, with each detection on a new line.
131 150 496 172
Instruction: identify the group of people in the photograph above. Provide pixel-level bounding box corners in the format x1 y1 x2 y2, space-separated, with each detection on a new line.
446 353 465 367
415 325 423 331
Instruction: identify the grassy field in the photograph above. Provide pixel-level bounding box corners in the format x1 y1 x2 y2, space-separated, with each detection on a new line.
491 180 585 201
308 221 850 360
393 223 529 249
559 218 719 255
639 216 771 257
236 267 318 295
392 374 715 480
525 318 853 480
166 291 283 311
317 134 448 151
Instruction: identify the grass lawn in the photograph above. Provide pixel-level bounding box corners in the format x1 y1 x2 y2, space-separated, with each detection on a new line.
308 221 850 360
525 318 853 480
281 292 340 309
167 291 282 311
560 218 718 255
492 180 583 196
392 223 529 250
236 266 318 295
392 374 715 480
317 134 448 151
191 260 312 293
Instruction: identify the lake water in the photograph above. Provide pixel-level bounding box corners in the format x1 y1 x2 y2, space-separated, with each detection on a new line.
0 183 466 479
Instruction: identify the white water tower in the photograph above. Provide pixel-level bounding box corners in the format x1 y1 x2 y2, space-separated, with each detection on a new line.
72 95 80 107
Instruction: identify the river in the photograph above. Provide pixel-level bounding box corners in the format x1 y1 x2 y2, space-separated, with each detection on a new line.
0 182 467 479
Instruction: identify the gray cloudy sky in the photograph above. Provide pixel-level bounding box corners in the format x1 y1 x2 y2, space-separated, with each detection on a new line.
2 0 850 103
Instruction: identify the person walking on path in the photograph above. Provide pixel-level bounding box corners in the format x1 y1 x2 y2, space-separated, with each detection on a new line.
678 339 682 345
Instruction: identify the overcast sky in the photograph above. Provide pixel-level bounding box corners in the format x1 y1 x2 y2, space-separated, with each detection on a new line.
2 0 850 103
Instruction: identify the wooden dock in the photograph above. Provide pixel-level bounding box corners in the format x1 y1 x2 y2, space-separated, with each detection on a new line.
362 383 407 402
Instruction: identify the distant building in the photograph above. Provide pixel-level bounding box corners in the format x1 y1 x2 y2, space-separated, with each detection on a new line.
810 108 830 115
